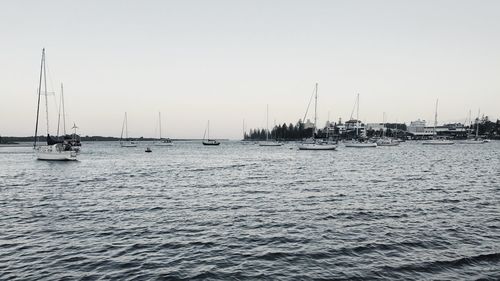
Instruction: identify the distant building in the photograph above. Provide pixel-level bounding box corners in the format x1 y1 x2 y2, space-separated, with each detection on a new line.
407 119 467 139
366 123 385 132
407 119 430 137
345 119 365 136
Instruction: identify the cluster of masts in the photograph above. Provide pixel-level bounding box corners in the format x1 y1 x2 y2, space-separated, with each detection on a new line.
32 49 490 161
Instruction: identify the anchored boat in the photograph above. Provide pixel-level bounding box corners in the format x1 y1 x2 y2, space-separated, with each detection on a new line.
202 120 220 146
33 49 77 161
297 83 336 151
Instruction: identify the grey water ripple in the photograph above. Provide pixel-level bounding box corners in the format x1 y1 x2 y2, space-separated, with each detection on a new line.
0 141 499 280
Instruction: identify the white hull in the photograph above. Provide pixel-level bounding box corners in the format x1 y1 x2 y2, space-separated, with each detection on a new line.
422 140 454 145
377 140 400 146
120 142 137 147
35 145 77 161
345 141 377 148
377 142 399 146
460 140 486 144
259 141 283 147
154 142 173 146
298 143 337 150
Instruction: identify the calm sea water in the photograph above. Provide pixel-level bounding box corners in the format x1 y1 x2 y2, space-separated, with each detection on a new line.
1 141 499 280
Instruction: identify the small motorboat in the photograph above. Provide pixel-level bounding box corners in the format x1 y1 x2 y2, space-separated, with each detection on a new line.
145 147 152 153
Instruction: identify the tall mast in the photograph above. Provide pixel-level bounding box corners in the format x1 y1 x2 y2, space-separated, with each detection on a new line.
356 93 359 137
34 48 45 148
43 49 49 136
158 112 162 139
56 83 66 137
476 108 480 138
326 110 330 140
61 83 66 135
382 112 386 138
125 112 129 139
57 86 62 137
433 99 438 137
266 104 269 141
207 120 210 139
314 83 318 136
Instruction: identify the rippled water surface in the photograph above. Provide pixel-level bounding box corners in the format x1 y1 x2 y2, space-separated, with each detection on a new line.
1 141 499 280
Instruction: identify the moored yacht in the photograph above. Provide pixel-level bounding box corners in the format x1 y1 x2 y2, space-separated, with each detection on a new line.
297 83 336 150
259 105 283 147
202 120 220 146
460 109 487 144
154 112 173 146
33 49 77 161
120 112 137 147
422 99 454 145
344 94 377 148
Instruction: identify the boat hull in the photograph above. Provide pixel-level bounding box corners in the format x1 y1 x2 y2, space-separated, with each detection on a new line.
377 142 400 146
298 143 337 150
120 142 137 147
154 143 173 146
259 142 283 147
422 140 454 145
459 140 486 144
345 142 377 148
35 145 77 161
203 141 220 146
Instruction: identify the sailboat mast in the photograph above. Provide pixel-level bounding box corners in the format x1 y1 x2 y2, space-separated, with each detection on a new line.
158 112 162 139
382 112 386 138
56 83 66 137
125 112 129 139
476 109 480 138
266 104 269 141
433 99 438 137
207 120 210 139
57 86 62 137
356 93 359 137
34 48 45 148
326 110 330 140
43 49 49 137
314 83 318 136
61 83 66 135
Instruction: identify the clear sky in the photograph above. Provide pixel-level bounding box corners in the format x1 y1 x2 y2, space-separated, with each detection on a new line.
1 0 499 139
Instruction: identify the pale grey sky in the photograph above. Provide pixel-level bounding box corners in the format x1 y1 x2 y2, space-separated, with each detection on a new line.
1 0 499 139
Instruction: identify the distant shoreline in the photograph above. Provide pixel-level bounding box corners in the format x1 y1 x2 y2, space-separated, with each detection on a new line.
0 137 231 143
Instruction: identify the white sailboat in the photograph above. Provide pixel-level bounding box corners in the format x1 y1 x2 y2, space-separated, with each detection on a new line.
57 83 82 153
120 112 137 147
422 99 454 145
345 94 377 148
460 109 487 144
297 83 337 150
154 112 173 146
202 120 220 145
33 48 77 161
377 112 400 146
260 105 283 147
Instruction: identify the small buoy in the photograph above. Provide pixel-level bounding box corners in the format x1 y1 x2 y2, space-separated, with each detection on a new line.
145 147 152 153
